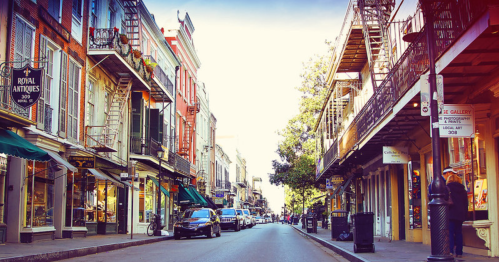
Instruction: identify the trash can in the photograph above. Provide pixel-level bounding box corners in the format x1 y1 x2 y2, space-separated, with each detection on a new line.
306 217 314 233
331 209 348 239
353 212 375 253
293 216 299 225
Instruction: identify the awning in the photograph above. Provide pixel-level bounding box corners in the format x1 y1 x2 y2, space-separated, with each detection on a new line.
148 175 170 197
88 169 124 188
223 198 228 205
0 129 50 161
45 151 77 172
202 196 218 209
188 186 208 206
178 183 196 205
122 180 140 191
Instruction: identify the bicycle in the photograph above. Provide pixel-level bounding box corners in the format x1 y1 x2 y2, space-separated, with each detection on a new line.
147 213 158 236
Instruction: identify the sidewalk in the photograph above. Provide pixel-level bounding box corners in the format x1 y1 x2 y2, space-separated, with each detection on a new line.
291 223 499 262
0 231 173 262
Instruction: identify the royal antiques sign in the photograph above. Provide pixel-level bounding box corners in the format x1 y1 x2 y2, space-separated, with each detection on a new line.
10 65 43 108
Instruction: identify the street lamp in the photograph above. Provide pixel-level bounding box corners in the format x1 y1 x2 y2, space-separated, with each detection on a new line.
420 1 453 261
155 145 165 236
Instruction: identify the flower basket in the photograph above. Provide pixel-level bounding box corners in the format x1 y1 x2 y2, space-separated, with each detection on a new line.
133 49 142 59
145 65 154 73
120 34 129 44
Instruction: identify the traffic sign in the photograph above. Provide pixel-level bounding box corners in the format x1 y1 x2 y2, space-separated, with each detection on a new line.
438 104 474 137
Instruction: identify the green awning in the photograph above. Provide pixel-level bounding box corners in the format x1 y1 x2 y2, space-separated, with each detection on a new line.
178 183 196 205
0 129 50 161
148 176 170 197
189 186 208 207
223 198 228 205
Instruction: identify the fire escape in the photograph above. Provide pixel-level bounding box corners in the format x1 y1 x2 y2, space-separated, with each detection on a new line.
123 0 142 49
359 0 394 90
178 102 200 161
86 78 132 152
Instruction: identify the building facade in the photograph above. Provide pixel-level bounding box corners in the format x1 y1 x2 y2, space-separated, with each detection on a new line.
315 0 499 257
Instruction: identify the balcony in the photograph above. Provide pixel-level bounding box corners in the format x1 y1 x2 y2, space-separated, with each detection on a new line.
142 55 174 102
225 181 231 191
175 153 190 177
252 188 262 195
321 0 491 168
0 66 32 127
236 176 247 188
88 28 153 92
130 136 162 156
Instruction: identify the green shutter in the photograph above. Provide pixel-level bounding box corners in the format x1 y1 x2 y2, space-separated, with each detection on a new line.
131 92 143 138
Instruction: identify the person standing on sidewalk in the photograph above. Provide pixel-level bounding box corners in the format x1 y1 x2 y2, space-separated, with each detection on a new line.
446 172 468 258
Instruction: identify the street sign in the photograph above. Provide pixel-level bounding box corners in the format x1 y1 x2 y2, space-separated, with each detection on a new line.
438 104 475 137
420 74 443 116
120 173 129 181
326 179 333 189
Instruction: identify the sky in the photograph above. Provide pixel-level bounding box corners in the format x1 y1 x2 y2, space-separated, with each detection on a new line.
146 0 349 213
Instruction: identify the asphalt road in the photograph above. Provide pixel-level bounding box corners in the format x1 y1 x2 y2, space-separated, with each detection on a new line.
59 223 349 262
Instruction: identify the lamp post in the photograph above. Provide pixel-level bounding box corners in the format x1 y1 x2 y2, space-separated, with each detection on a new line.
420 1 453 261
155 146 165 236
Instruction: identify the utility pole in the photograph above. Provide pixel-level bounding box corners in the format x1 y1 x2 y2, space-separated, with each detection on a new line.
421 0 453 261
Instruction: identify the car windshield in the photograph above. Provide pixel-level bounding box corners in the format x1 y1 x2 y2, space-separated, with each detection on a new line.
221 209 236 215
256 216 261 219
243 210 249 215
236 210 243 215
183 210 210 218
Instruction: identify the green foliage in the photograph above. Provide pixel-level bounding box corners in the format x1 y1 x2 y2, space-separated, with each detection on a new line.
269 43 332 212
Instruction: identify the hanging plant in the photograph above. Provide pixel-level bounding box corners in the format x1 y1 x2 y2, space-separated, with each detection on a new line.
119 34 129 44
133 49 142 59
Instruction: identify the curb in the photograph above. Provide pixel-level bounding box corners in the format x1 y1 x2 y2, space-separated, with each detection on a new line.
0 236 174 262
291 226 369 262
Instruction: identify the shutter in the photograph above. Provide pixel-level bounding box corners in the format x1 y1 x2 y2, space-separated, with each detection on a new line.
67 61 79 141
58 51 68 137
37 36 48 129
131 92 143 138
159 113 164 144
14 18 25 68
145 108 149 142
150 109 159 143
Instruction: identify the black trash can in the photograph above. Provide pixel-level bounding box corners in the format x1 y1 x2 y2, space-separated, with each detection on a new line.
331 209 348 239
352 212 375 253
293 216 299 225
306 217 314 233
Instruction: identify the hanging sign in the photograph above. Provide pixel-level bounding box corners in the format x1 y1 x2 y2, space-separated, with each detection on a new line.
326 179 333 189
383 146 410 164
216 191 224 198
68 156 95 169
10 65 43 108
214 198 224 205
438 104 474 137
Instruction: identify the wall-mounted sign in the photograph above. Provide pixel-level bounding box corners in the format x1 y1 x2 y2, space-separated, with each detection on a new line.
68 156 95 169
420 74 444 116
216 191 224 198
10 65 43 108
330 176 344 184
438 104 474 138
326 179 333 189
214 198 224 205
383 146 410 164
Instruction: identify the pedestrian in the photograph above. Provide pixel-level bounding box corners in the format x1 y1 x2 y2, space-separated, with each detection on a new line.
446 172 468 258
428 166 455 200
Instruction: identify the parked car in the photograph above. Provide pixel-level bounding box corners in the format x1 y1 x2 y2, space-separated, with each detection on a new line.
219 208 241 231
173 208 221 240
255 216 265 224
243 209 254 228
236 208 251 229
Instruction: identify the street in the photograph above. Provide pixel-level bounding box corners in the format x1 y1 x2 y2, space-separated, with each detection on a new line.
60 223 348 262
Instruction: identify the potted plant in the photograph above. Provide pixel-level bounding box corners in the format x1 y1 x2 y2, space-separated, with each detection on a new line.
133 49 142 59
119 34 128 44
144 59 157 73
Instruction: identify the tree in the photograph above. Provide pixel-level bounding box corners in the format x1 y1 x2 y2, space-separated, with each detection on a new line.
269 43 332 214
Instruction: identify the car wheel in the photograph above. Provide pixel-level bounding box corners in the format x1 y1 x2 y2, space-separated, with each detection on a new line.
216 226 221 237
235 222 240 232
207 226 214 238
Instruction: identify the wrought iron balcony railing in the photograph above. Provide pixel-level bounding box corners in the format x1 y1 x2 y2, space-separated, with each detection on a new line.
175 153 190 177
130 136 162 156
142 55 174 96
0 65 30 121
88 28 153 85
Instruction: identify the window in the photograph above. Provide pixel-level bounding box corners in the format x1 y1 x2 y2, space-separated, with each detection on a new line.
0 155 7 226
107 7 115 28
90 0 98 28
142 36 148 55
85 173 97 222
139 178 154 223
25 161 55 228
68 60 80 142
48 0 61 21
37 36 56 133
72 0 84 42
14 17 34 68
72 0 82 20
65 170 85 227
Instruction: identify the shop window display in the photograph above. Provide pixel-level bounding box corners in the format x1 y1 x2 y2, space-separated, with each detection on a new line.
66 171 85 227
0 154 7 225
408 161 422 229
139 178 154 223
85 174 97 222
97 181 117 223
25 160 55 228
446 124 487 221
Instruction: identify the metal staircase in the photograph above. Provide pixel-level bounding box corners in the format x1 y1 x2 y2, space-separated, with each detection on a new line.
86 78 132 152
359 0 394 90
178 102 200 160
123 0 141 50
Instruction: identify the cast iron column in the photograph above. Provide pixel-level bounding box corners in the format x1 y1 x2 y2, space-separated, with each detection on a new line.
155 153 163 236
422 0 453 261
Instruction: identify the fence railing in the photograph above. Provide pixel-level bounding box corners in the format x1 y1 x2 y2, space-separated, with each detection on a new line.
142 55 174 96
